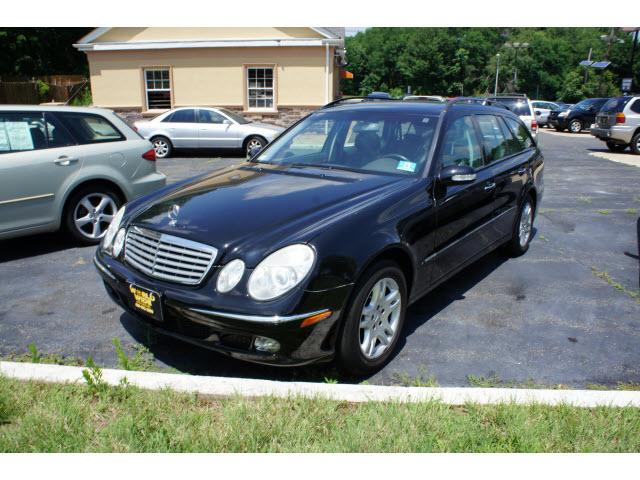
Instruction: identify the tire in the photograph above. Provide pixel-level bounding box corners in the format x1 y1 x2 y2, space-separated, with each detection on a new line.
64 185 123 245
337 260 407 376
151 136 173 159
244 135 267 158
554 126 564 132
504 195 535 257
569 119 582 133
606 141 628 153
630 132 640 155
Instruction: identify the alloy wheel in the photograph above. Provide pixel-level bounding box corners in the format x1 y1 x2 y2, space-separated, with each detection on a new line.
73 193 117 240
359 277 402 360
246 138 264 156
519 202 533 248
153 139 170 158
570 120 582 133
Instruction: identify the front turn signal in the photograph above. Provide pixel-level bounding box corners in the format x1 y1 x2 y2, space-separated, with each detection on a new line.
300 310 333 328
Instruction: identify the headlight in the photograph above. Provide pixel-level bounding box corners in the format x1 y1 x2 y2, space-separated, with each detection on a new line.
101 206 126 255
558 111 568 117
217 259 245 293
247 244 315 301
112 228 126 257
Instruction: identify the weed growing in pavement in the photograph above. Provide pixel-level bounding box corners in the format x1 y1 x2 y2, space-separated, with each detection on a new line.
323 377 339 384
538 234 549 242
467 374 503 388
591 267 640 304
392 370 439 387
27 344 40 364
578 196 592 204
624 208 638 215
597 209 612 215
112 337 155 371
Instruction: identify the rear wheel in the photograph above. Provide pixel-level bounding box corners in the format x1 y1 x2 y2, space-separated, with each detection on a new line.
504 195 534 257
569 119 582 133
64 185 123 245
244 135 266 158
606 141 628 153
337 260 407 376
630 132 640 155
151 136 173 159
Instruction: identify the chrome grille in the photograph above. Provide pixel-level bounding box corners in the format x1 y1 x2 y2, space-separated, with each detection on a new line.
124 226 217 285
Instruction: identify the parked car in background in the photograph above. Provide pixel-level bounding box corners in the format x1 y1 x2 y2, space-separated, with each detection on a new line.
95 99 543 375
531 101 561 128
0 106 166 244
403 95 446 103
485 95 538 138
590 96 640 154
135 107 284 159
548 98 609 133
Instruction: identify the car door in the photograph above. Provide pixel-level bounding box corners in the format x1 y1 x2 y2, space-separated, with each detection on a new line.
429 113 498 284
0 111 82 233
482 114 534 238
164 109 198 148
197 109 240 148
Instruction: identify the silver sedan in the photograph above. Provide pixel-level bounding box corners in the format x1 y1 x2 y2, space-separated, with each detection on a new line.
134 107 284 158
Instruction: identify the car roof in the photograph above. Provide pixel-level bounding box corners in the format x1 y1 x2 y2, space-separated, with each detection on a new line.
0 104 116 116
319 100 515 117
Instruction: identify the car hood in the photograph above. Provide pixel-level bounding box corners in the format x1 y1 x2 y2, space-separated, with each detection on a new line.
128 163 408 266
248 122 285 133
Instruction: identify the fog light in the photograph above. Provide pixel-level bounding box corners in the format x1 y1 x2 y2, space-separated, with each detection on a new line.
254 336 280 353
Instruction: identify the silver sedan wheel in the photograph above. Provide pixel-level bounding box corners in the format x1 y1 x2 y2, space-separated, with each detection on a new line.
519 202 533 248
359 277 402 360
153 138 170 158
246 138 264 156
73 193 117 240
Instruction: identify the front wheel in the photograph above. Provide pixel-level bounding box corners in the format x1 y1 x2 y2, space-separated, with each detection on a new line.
337 261 407 376
504 196 534 257
606 141 628 153
569 119 582 133
245 135 267 158
630 132 640 155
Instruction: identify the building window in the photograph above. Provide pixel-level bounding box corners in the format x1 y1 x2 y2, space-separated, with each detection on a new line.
247 67 274 110
144 68 171 110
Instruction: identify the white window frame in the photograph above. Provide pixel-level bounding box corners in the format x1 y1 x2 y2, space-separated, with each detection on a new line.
245 65 276 112
143 67 172 112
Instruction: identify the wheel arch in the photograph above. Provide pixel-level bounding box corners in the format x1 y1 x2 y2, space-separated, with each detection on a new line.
242 134 268 150
61 178 127 225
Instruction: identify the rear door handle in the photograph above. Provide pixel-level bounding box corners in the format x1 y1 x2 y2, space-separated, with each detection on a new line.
484 181 496 191
54 155 79 166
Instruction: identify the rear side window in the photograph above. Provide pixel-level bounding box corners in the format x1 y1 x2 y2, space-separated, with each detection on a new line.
198 109 227 124
503 116 534 150
54 112 124 145
0 112 47 153
439 116 483 169
168 109 196 123
497 117 523 156
631 99 640 114
601 97 632 113
44 113 76 148
475 115 510 163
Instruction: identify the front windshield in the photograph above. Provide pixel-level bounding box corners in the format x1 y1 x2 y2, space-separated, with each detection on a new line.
220 108 250 124
254 110 439 176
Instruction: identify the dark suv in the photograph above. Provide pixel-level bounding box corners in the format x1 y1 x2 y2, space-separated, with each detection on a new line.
95 99 544 375
548 98 609 133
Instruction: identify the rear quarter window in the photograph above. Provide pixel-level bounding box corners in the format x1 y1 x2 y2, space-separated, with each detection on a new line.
601 97 632 113
503 116 534 150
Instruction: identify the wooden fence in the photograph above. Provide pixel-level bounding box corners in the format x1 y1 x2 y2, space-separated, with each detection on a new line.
0 75 87 104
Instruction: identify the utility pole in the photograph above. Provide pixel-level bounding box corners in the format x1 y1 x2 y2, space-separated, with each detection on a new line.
584 47 592 84
630 29 639 92
494 53 500 96
505 42 529 92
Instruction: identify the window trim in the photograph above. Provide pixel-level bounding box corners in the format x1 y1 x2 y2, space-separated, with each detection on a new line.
141 66 173 112
243 64 277 113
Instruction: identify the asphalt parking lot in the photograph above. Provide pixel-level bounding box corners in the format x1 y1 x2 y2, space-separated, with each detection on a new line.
1 133 639 387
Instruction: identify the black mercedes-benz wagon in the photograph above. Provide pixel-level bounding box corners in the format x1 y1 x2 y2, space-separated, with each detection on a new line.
95 98 543 375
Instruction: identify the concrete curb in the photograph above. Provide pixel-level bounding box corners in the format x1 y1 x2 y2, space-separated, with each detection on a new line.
2 361 640 407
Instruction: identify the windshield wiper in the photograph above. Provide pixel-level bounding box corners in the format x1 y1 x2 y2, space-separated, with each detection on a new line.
289 163 360 173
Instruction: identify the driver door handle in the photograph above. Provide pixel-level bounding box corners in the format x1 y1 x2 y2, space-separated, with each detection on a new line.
517 167 527 176
54 155 79 166
484 181 496 191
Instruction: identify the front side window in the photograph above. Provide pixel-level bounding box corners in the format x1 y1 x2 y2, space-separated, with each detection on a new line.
0 112 47 153
476 115 510 163
439 116 483 169
198 109 226 124
256 110 438 176
44 114 76 148
247 67 274 110
54 112 124 145
144 68 171 110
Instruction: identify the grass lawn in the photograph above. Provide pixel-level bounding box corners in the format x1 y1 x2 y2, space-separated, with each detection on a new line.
1 375 640 452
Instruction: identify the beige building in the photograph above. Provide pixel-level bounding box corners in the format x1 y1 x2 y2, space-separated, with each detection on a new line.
74 27 345 125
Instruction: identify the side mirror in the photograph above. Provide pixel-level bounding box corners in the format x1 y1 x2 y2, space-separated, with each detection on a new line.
439 164 476 186
248 144 263 159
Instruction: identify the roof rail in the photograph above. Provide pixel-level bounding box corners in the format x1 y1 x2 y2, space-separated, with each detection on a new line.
322 95 396 109
446 96 512 111
487 93 528 98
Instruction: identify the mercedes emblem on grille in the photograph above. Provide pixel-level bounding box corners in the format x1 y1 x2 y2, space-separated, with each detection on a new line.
168 204 180 226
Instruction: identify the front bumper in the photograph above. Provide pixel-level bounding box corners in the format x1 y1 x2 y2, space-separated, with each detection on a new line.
94 251 352 366
590 125 634 144
548 117 568 129
130 172 167 200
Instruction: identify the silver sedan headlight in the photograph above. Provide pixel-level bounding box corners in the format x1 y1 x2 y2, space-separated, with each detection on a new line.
247 244 315 301
101 206 126 255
